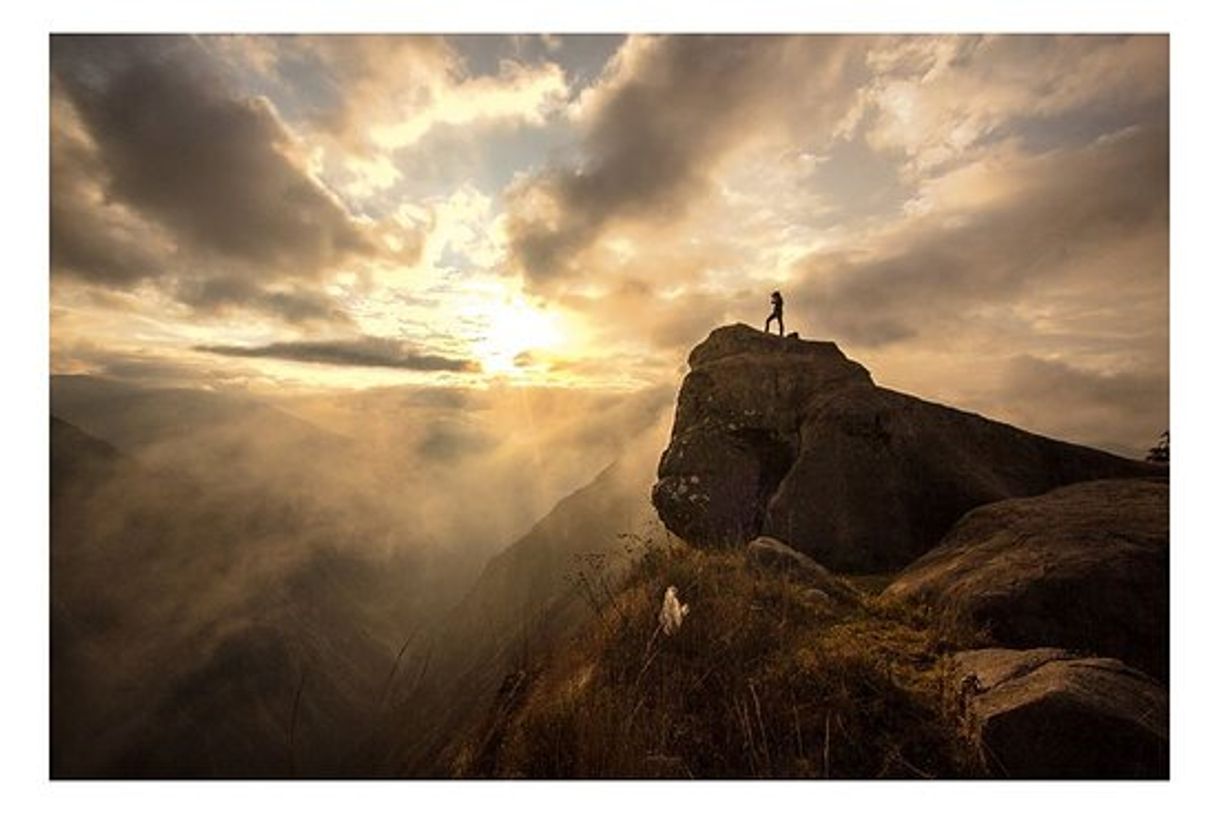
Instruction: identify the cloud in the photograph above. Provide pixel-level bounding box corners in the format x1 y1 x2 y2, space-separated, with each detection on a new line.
49 83 176 287
842 35 1168 176
196 337 481 372
793 123 1168 349
52 37 376 273
173 275 353 325
369 58 568 151
252 36 569 154
504 35 864 287
274 35 459 148
992 354 1168 458
50 36 413 324
47 35 1169 455
559 280 748 356
210 35 571 211
52 342 268 390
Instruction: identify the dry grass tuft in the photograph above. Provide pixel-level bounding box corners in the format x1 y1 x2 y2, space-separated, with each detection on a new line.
456 540 988 778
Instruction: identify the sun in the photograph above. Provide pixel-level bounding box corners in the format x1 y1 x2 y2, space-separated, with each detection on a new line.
474 296 565 374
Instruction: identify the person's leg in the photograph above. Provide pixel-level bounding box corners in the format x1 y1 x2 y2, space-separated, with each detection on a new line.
765 313 775 334
778 314 784 337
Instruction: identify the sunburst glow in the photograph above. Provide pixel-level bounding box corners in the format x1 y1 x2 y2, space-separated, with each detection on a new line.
473 296 565 375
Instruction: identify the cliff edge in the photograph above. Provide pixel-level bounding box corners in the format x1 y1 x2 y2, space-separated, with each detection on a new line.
652 324 1160 571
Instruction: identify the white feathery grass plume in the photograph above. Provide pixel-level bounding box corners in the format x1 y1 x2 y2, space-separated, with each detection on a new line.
658 585 689 636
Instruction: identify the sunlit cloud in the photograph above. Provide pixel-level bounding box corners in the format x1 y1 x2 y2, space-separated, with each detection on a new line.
467 295 566 375
50 34 1168 452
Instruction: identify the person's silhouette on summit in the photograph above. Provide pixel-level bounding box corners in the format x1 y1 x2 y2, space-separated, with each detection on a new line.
765 290 785 337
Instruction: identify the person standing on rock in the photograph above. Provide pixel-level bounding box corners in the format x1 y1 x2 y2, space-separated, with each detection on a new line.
765 290 785 337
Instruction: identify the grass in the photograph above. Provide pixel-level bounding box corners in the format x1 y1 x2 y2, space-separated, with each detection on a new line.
453 539 989 778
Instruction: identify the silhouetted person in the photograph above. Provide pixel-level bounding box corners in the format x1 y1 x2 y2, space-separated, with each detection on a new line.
765 290 784 336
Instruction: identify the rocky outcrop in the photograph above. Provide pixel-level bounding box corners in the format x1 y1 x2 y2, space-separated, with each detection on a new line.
652 324 1160 572
651 327 873 556
884 478 1168 677
744 537 861 604
946 648 1167 778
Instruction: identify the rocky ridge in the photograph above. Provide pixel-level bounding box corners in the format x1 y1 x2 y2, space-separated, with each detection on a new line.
653 323 1160 571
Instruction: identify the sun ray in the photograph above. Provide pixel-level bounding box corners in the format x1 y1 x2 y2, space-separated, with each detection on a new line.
470 295 565 375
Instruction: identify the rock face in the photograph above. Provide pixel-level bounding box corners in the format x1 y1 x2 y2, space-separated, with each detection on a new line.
883 478 1168 677
946 648 1167 778
652 324 1160 572
744 537 861 604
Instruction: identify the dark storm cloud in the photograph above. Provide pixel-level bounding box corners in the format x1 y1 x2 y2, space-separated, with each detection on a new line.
52 36 375 273
49 36 395 322
174 275 352 325
49 98 167 287
196 337 481 372
794 124 1168 348
506 35 860 286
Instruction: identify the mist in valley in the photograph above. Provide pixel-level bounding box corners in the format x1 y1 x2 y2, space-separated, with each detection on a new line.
50 375 672 776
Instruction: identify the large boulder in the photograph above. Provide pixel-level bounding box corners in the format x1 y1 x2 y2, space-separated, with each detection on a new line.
652 324 1160 572
946 648 1167 778
883 478 1168 677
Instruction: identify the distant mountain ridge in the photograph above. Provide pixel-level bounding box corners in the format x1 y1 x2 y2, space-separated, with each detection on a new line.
50 415 123 498
50 374 346 453
378 437 663 775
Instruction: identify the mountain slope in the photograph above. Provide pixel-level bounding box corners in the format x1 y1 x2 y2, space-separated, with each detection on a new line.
50 414 431 776
372 436 664 776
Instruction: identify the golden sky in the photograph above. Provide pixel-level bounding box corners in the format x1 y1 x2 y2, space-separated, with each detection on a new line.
49 34 1168 456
